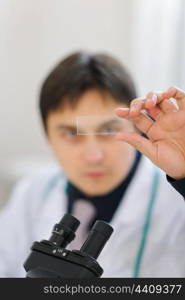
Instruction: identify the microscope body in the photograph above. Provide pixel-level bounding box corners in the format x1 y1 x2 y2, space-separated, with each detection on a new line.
24 214 113 278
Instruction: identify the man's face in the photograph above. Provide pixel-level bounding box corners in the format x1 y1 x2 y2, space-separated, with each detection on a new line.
47 89 135 196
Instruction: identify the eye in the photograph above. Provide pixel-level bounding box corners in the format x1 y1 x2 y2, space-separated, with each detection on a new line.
66 130 77 137
61 129 83 142
64 130 79 141
101 126 116 134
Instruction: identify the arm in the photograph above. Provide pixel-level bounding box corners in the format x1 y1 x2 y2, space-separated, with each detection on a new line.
0 179 33 277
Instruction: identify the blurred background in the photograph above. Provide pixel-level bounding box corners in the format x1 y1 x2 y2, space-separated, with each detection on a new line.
0 0 185 208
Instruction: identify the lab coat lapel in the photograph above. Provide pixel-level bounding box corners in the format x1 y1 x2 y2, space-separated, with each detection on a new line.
98 156 156 276
35 175 68 241
111 156 154 227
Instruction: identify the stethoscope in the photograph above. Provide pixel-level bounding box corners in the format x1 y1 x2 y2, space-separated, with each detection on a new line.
132 167 160 277
42 165 160 278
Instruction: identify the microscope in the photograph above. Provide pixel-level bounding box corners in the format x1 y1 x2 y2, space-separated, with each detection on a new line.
24 213 113 278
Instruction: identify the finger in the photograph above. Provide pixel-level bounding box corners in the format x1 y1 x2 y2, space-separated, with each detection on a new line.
146 106 164 120
115 108 155 135
129 91 169 116
129 97 146 116
146 91 166 110
115 132 156 161
134 91 164 119
120 93 163 118
159 98 179 113
131 112 154 135
115 107 130 118
162 86 185 109
128 93 162 117
115 89 180 120
145 92 158 109
115 104 163 124
146 92 178 115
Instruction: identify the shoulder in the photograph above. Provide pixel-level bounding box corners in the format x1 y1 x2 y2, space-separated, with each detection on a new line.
135 155 184 203
139 157 185 213
5 165 66 211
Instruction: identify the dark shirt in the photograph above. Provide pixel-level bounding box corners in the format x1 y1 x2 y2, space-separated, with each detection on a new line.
167 175 185 198
66 151 141 227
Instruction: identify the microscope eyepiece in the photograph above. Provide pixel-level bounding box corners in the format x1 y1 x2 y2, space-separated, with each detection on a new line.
80 220 113 259
49 213 80 248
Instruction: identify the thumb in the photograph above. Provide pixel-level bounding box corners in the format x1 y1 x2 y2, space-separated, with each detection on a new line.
115 132 156 161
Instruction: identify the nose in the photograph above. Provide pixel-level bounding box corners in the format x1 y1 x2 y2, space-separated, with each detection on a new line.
83 137 105 164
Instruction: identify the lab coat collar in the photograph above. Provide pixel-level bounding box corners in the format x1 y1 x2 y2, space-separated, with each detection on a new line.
39 155 157 237
110 155 157 226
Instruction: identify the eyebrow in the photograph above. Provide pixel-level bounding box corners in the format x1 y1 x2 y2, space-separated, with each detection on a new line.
55 119 122 132
56 124 77 132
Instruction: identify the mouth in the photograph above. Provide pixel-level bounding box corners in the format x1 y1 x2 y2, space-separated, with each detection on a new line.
85 171 106 178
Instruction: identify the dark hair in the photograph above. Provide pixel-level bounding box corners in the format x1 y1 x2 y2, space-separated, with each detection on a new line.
39 51 137 130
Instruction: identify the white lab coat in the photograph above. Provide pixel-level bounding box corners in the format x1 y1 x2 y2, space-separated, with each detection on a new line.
0 155 185 277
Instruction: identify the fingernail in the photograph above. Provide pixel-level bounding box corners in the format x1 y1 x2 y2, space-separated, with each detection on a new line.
130 106 137 112
149 95 156 102
116 107 129 111
167 98 179 110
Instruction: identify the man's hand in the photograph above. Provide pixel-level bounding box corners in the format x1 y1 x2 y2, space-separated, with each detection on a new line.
115 86 185 179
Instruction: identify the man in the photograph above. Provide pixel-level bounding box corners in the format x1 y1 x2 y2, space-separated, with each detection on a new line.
115 86 185 197
0 52 185 277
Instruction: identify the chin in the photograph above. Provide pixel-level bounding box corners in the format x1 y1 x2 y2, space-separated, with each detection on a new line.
74 178 117 196
83 185 113 196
